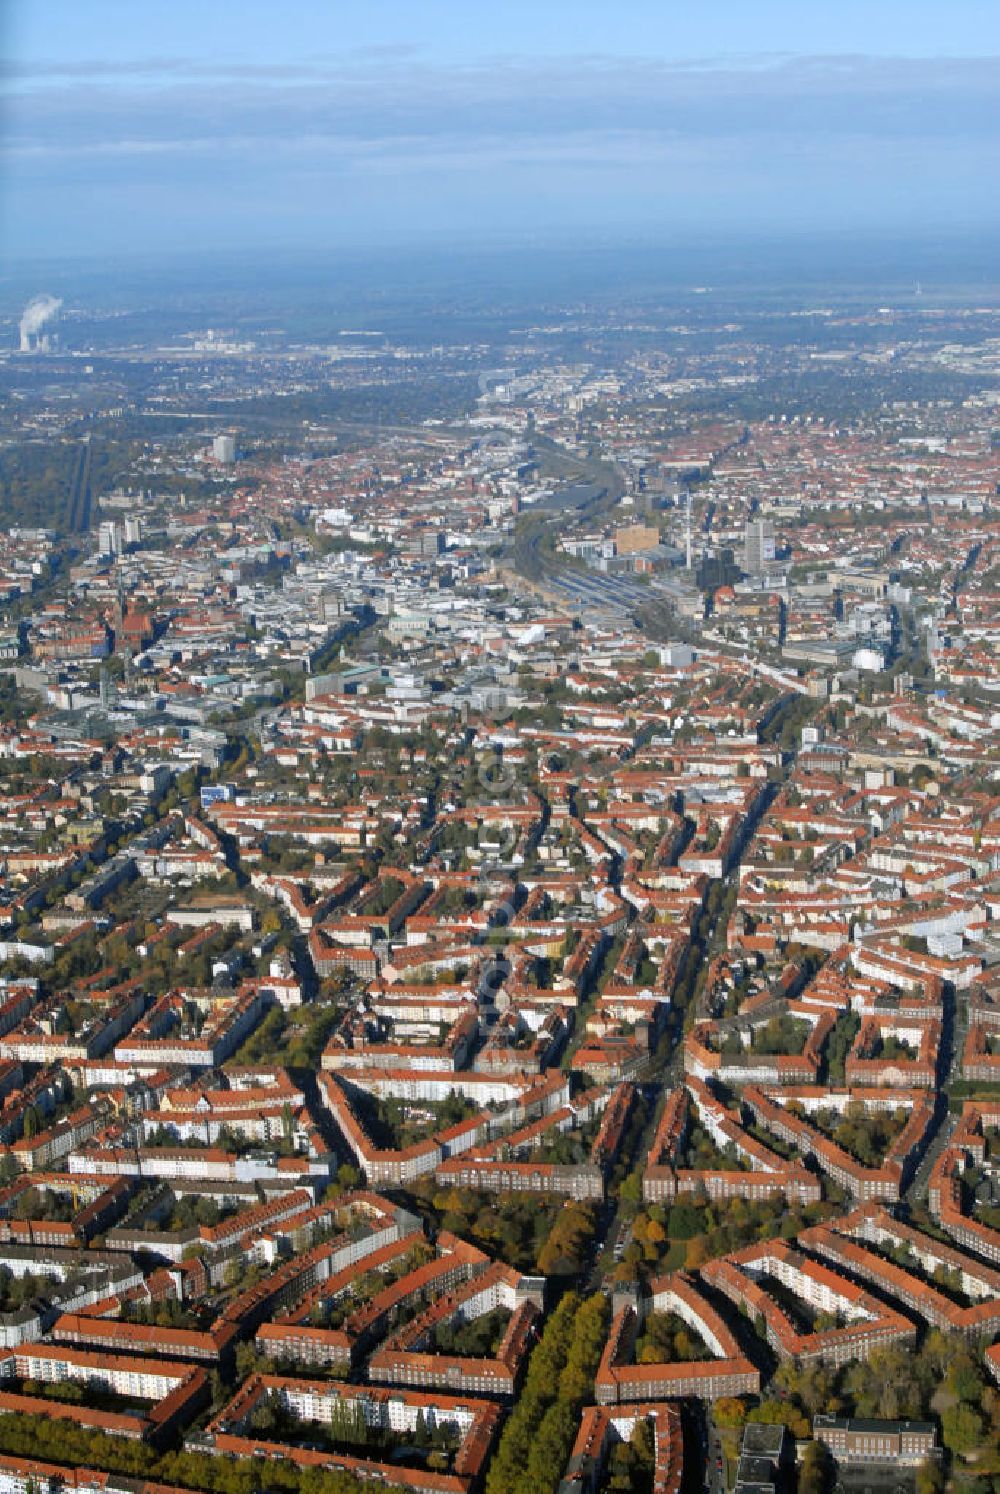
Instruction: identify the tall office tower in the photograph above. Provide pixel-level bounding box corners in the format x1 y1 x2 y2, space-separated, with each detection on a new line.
124 516 143 548
213 434 237 464
744 518 776 575
98 520 122 558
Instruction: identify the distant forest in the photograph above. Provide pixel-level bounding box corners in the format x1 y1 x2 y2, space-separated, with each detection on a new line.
0 439 78 529
0 433 223 532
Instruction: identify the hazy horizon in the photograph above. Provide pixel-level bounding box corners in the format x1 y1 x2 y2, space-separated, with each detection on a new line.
3 0 999 265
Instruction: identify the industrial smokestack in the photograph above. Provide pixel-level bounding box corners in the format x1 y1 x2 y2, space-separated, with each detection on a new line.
18 294 62 353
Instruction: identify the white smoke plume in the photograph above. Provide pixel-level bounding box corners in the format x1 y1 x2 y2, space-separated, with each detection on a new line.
19 294 62 350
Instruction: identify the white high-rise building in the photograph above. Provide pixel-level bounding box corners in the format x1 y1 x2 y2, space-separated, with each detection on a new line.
213 434 237 464
98 521 122 558
744 518 775 575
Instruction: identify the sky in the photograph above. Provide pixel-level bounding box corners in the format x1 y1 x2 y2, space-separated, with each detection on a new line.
2 0 1000 264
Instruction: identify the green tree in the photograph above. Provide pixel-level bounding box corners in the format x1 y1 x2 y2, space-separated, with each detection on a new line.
798 1439 829 1494
714 1398 748 1431
941 1401 984 1455
915 1459 944 1494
